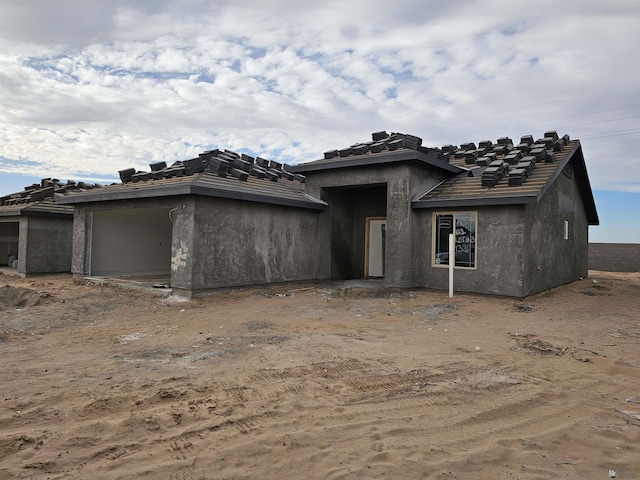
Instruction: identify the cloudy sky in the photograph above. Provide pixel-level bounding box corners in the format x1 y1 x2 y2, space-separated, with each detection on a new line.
1 0 638 241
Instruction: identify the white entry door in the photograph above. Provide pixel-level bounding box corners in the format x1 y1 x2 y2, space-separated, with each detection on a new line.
366 218 386 277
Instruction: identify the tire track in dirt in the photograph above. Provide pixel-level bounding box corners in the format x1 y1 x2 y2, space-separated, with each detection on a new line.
182 358 613 476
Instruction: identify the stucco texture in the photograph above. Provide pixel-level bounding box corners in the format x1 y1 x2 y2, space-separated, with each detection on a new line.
180 196 323 293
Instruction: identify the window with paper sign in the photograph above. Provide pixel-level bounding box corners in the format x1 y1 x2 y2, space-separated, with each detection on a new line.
433 212 477 268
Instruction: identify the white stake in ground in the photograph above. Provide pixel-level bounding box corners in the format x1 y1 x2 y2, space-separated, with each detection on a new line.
449 233 454 298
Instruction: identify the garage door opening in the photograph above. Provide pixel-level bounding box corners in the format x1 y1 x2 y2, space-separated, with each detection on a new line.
0 221 20 270
90 208 172 282
322 184 387 281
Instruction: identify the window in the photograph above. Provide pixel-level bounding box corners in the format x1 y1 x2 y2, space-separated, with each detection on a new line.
433 212 477 268
564 220 569 240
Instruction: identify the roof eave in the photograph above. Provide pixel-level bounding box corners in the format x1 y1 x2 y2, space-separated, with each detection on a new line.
572 143 599 226
291 149 463 175
22 209 74 218
0 204 74 217
56 180 326 211
0 208 24 217
55 183 193 204
190 185 326 211
413 194 538 209
534 141 598 225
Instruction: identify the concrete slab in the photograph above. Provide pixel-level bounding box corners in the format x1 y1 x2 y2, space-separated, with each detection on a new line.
84 275 172 296
0 267 22 278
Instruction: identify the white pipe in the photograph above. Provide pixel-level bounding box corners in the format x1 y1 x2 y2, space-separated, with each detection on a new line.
448 233 454 298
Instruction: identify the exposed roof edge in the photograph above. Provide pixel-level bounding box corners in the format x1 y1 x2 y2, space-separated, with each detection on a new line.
21 208 74 218
0 201 74 217
532 141 598 225
534 140 576 201
55 184 194 204
412 178 450 202
56 180 326 211
0 209 72 218
569 143 599 225
290 148 463 175
190 185 327 211
412 194 538 209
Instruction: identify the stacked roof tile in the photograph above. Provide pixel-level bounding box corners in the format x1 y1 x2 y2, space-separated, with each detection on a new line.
481 159 509 187
291 131 460 175
415 130 592 212
0 178 102 207
322 131 426 159
55 149 325 210
291 128 596 224
439 130 569 189
116 149 305 185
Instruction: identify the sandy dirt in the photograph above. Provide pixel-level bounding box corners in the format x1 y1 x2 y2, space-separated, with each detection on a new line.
0 271 639 480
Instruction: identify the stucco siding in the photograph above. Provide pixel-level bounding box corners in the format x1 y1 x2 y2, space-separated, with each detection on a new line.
417 205 526 296
188 196 323 292
523 170 589 296
170 199 196 290
24 216 73 274
304 163 448 287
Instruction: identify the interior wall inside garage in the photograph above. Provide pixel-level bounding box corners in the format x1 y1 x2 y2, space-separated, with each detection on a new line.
0 221 20 266
91 207 172 276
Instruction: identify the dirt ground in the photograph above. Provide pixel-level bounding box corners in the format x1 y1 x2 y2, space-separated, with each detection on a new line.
0 271 639 480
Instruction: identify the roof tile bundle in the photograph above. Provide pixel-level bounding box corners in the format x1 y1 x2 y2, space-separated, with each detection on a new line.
439 130 569 189
0 178 102 206
481 160 510 187
508 159 536 185
117 149 305 186
322 131 428 160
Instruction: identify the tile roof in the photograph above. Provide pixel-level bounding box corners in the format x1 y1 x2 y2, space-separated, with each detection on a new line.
0 178 102 217
290 131 461 174
56 149 326 211
413 131 598 225
289 129 597 225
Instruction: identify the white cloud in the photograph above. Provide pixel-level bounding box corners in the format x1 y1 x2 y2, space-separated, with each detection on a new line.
0 0 639 193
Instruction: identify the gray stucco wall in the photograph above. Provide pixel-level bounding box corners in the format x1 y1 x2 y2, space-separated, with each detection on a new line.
72 195 322 294
170 198 196 290
523 171 589 296
172 196 323 295
304 162 448 287
23 215 74 274
71 208 90 278
416 205 526 297
417 170 591 297
589 243 640 272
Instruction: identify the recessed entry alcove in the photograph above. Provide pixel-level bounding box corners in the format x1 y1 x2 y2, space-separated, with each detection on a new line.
321 184 387 281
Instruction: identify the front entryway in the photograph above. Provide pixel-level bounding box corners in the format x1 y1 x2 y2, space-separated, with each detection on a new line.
321 184 387 280
365 217 386 277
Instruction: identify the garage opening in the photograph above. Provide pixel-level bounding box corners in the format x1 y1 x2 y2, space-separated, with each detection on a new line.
90 208 172 279
322 184 387 280
0 221 19 269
